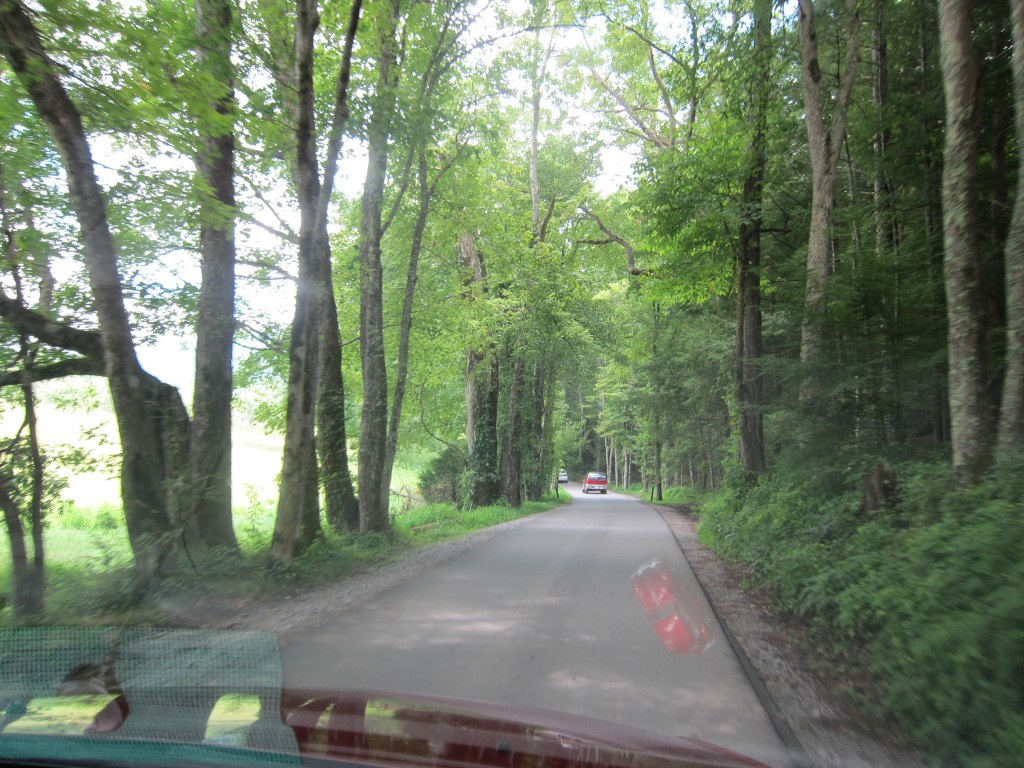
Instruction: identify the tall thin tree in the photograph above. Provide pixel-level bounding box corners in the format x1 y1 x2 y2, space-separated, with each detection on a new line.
191 0 238 550
938 0 990 484
357 0 401 532
998 0 1024 462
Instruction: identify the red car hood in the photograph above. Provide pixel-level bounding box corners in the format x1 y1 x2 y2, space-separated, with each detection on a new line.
0 628 769 768
281 688 769 768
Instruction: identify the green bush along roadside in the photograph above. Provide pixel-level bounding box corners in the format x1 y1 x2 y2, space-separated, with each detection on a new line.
697 458 1024 767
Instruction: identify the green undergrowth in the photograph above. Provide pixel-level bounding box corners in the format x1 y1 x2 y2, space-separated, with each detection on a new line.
697 457 1024 767
609 482 709 506
0 493 565 628
391 495 563 544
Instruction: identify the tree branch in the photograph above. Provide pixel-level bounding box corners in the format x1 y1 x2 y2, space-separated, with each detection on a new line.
0 293 103 358
578 206 650 275
0 357 104 386
419 381 463 456
538 195 557 244
586 67 671 151
237 258 297 282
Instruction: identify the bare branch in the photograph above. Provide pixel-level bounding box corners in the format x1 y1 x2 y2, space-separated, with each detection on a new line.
0 293 103 358
586 67 671 150
538 195 558 244
237 258 297 282
419 381 464 456
0 357 104 386
578 206 650 276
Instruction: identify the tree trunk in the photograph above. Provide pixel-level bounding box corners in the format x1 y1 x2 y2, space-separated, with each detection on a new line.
466 350 500 507
358 0 401 532
318 281 359 533
736 0 770 480
529 24 543 240
382 147 430 507
271 0 326 561
23 381 45 616
271 0 361 554
998 0 1024 461
524 360 552 501
0 170 46 615
501 348 524 508
313 0 362 536
797 0 861 383
1 0 182 585
0 384 46 616
938 0 991 484
0 472 42 616
872 0 891 262
297 435 321 547
191 0 238 551
461 233 500 508
654 438 663 501
537 363 556 501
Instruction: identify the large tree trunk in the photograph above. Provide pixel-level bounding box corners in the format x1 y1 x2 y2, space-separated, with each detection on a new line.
501 347 524 508
532 361 556 502
271 0 361 555
797 0 860 383
190 0 238 551
271 0 326 561
358 0 401 533
259 0 361 541
938 0 991 484
736 0 770 481
462 234 500 508
525 361 546 501
313 0 362 536
999 0 1024 462
318 283 359 533
466 352 500 507
650 303 665 501
653 437 663 501
872 0 891 260
0 467 43 616
1 0 183 585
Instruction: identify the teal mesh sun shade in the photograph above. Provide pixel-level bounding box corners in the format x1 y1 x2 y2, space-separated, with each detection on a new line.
0 628 299 766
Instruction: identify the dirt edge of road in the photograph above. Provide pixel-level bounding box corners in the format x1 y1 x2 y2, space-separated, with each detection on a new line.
651 503 925 768
166 513 546 644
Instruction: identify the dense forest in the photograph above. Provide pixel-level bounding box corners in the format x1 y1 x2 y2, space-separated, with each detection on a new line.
1 0 1022 764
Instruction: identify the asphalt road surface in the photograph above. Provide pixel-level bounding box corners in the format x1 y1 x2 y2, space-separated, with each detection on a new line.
282 485 791 768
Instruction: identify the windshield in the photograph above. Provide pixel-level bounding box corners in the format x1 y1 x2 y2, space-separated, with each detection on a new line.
1 1 1020 768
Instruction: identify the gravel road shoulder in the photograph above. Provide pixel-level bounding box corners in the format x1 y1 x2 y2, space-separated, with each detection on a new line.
170 514 545 644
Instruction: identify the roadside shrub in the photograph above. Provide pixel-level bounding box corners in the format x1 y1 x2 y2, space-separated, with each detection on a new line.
699 458 1024 766
661 486 705 505
864 464 1024 765
418 446 465 505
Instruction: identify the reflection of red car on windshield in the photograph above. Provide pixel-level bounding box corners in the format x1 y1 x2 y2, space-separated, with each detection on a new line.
631 561 715 656
582 472 608 494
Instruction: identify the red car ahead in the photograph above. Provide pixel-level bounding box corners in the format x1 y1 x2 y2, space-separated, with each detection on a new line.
582 472 608 494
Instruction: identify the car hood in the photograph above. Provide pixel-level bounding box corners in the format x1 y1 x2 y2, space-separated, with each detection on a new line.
0 628 768 768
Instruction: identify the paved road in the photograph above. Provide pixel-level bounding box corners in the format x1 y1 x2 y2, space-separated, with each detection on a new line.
282 486 790 767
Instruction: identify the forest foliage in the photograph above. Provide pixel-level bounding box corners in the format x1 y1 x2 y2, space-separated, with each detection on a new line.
1 0 1023 764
